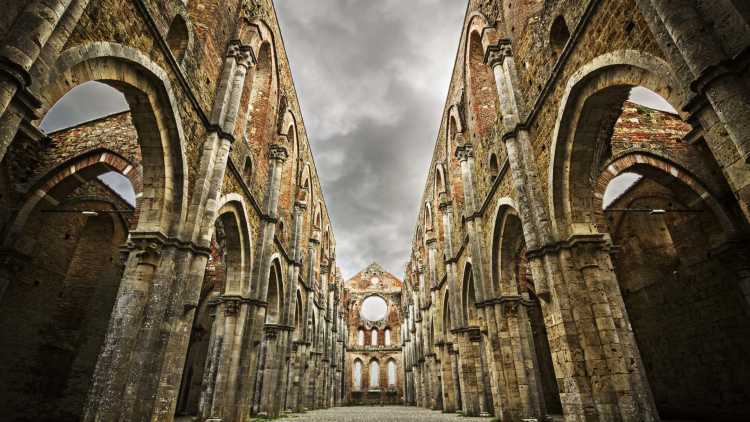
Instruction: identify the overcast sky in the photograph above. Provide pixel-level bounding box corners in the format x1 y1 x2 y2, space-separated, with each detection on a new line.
38 1 675 282
275 0 468 279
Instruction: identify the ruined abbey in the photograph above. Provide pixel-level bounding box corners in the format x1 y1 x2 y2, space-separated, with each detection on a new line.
0 0 749 421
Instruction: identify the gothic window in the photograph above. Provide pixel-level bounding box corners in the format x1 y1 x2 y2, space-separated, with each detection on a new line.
489 153 499 182
353 359 363 391
369 360 380 389
371 328 378 346
357 328 365 346
243 156 253 181
387 359 397 386
550 15 570 53
384 328 391 346
166 14 189 62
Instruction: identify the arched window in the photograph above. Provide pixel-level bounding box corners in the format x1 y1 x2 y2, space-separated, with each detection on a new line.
369 360 380 389
243 156 253 181
489 153 499 182
353 359 363 391
371 328 378 346
166 14 189 62
357 328 365 346
384 328 391 346
550 15 570 54
387 359 397 386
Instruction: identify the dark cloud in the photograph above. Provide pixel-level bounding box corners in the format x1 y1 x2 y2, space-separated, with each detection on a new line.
276 0 467 278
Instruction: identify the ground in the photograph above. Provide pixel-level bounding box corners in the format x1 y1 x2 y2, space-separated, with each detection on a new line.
271 406 487 421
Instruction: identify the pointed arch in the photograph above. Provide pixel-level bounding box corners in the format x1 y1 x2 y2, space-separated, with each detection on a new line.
465 13 500 139
214 193 254 295
265 257 283 324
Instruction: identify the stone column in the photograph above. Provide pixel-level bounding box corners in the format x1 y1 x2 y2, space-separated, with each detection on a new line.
0 0 74 156
82 237 167 421
635 0 750 220
236 143 289 421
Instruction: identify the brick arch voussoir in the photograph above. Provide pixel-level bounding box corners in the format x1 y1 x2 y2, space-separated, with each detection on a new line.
593 151 737 235
2 150 140 249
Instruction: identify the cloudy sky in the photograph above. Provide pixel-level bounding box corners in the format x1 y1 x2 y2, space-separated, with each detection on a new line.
39 1 675 281
275 0 468 278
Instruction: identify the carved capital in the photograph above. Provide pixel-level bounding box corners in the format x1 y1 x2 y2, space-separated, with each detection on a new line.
236 46 255 68
130 239 163 267
455 144 474 162
484 39 513 68
267 144 289 162
226 40 242 59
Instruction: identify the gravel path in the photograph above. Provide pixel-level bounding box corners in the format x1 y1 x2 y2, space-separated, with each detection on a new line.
272 405 489 421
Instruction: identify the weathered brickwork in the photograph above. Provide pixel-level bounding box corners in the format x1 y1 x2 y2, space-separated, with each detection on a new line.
0 0 343 421
405 1 750 421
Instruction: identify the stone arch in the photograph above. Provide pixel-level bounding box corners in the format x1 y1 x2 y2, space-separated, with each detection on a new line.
357 327 365 346
2 149 140 250
447 104 465 140
243 21 280 148
265 257 283 324
489 198 520 294
461 261 479 327
549 50 750 419
293 289 304 341
215 193 254 295
39 42 189 237
489 152 499 182
442 290 453 339
424 201 434 230
435 163 447 195
371 327 379 346
465 13 499 140
298 163 313 205
594 152 737 235
548 50 688 237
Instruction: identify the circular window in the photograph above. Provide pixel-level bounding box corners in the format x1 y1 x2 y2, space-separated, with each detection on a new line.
360 296 388 321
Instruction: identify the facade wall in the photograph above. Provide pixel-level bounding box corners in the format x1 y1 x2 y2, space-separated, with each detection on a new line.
343 263 405 405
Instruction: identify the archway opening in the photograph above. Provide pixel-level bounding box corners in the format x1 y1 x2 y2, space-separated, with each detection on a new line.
0 81 144 422
265 259 283 324
603 170 750 419
577 84 750 420
498 209 562 417
175 212 242 417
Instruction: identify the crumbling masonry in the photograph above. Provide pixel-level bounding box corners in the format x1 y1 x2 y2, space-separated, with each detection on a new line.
403 0 750 421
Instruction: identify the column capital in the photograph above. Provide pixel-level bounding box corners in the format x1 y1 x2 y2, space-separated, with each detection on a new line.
455 143 474 162
268 144 289 162
484 39 512 68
